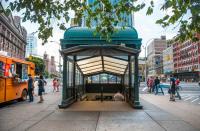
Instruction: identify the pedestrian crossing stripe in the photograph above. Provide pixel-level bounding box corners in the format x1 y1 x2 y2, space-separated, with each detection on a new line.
191 98 199 103
181 95 189 98
184 96 195 101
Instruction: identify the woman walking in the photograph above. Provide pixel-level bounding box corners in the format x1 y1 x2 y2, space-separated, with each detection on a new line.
38 75 45 103
53 78 57 92
56 79 60 92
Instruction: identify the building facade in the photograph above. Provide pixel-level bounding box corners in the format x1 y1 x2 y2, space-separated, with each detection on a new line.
173 40 200 82
81 0 134 27
147 36 167 77
0 4 27 59
26 34 37 57
139 58 145 82
163 46 174 77
43 52 57 76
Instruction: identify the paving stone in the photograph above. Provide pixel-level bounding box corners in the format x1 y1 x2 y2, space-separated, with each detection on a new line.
99 111 152 121
10 120 37 131
145 111 181 121
0 119 22 131
28 120 97 131
140 98 163 111
158 120 199 131
29 110 54 121
46 111 99 121
96 119 165 131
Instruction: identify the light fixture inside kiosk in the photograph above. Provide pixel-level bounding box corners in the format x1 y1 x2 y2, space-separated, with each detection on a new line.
77 56 128 75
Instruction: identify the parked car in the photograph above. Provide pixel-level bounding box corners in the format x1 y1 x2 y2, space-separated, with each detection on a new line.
159 83 170 88
159 83 182 90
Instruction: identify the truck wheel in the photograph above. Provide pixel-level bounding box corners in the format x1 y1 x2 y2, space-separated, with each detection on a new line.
20 90 27 101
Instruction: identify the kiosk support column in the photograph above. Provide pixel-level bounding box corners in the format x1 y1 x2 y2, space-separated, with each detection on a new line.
73 56 77 100
128 55 132 102
133 53 143 109
59 55 68 108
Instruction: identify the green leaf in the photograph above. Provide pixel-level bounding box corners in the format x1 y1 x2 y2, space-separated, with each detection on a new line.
146 7 153 15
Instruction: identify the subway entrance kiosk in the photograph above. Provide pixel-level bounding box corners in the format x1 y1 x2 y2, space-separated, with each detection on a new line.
59 27 143 109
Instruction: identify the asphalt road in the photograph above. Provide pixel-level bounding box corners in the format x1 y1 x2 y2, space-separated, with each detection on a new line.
140 82 200 105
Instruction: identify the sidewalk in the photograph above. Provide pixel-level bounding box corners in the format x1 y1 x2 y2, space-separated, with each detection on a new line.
140 94 200 130
0 92 199 131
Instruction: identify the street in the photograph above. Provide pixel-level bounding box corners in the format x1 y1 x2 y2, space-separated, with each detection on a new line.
0 81 200 131
0 92 199 131
140 82 200 105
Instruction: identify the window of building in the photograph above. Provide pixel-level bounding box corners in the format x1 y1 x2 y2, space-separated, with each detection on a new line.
2 26 6 35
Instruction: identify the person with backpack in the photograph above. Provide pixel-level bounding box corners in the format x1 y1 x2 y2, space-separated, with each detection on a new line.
38 75 45 103
154 77 160 95
170 75 176 101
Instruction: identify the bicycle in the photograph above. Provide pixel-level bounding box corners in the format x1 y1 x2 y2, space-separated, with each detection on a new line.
175 86 181 100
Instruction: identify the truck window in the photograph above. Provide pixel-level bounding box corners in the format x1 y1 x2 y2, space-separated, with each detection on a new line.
15 63 28 81
0 61 4 77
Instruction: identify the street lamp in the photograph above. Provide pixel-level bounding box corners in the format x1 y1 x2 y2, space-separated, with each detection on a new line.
142 38 154 86
49 41 62 77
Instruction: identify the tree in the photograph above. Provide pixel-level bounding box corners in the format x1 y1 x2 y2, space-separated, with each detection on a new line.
2 0 200 43
43 70 49 78
26 56 45 75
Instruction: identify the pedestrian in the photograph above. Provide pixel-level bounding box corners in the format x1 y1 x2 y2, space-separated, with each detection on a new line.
56 79 60 92
53 78 57 92
175 77 182 99
149 77 154 93
43 79 47 94
175 78 180 87
147 78 150 92
28 74 34 102
38 75 45 103
175 77 181 90
199 80 200 88
169 75 176 101
154 77 160 95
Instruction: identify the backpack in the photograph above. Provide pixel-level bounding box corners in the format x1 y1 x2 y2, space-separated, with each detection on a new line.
38 79 44 87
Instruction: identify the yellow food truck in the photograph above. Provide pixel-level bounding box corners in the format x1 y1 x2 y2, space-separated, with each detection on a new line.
0 55 35 103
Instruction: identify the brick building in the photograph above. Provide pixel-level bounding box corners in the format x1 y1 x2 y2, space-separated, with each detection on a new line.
147 36 167 77
173 40 200 82
0 4 27 59
163 46 174 77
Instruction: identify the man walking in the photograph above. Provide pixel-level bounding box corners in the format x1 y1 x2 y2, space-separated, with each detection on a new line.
170 75 176 101
154 77 160 95
28 74 34 102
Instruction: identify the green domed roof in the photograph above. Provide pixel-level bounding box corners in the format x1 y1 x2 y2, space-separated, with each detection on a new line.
64 27 139 40
61 26 142 49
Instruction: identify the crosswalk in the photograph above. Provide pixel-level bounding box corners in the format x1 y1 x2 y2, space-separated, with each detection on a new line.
164 92 200 105
180 94 200 104
141 87 200 105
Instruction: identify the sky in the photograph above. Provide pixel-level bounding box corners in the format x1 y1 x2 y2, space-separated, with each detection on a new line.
2 0 179 67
